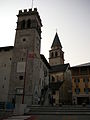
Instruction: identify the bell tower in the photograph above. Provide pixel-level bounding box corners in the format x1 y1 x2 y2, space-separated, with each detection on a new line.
49 32 64 66
8 8 42 105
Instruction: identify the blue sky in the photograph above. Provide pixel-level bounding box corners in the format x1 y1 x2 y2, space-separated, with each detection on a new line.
0 0 90 66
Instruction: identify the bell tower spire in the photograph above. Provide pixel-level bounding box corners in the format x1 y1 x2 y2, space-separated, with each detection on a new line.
49 32 64 66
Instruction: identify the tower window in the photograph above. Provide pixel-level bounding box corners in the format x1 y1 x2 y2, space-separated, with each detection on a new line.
55 52 58 57
21 58 24 61
51 52 54 58
27 19 31 28
10 58 12 60
44 70 47 77
4 77 6 80
23 38 26 42
61 54 63 59
2 85 4 88
19 76 23 80
4 64 6 67
21 20 25 29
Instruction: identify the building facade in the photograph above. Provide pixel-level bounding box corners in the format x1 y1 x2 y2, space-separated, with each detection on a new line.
39 54 50 105
70 63 90 105
0 46 13 102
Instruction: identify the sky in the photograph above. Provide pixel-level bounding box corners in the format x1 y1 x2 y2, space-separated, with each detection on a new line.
0 0 90 66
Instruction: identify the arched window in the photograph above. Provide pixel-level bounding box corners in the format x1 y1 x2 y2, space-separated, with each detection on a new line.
55 51 58 57
21 20 25 29
51 52 54 58
61 53 63 59
27 19 31 28
60 52 63 59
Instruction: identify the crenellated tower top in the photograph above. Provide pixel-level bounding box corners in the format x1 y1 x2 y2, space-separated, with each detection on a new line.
17 8 42 26
16 8 42 40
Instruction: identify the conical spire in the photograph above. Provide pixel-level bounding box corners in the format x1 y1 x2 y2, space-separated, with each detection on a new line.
51 32 62 48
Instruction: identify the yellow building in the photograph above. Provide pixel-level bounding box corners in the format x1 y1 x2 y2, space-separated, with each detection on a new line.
49 32 72 105
70 63 90 105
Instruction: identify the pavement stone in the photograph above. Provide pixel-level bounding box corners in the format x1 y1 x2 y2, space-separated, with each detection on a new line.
3 115 36 120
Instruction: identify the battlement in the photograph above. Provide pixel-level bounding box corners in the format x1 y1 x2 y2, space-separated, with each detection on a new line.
19 8 36 14
18 8 42 26
18 8 38 16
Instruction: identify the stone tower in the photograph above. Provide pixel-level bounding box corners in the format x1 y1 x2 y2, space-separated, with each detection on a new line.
8 8 42 105
49 32 64 66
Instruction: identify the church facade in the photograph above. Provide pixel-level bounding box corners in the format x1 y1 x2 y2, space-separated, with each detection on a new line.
49 32 72 105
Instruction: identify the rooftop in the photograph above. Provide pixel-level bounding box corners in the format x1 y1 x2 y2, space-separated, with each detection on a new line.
0 46 14 52
51 32 62 48
71 62 90 68
40 54 51 69
50 63 70 73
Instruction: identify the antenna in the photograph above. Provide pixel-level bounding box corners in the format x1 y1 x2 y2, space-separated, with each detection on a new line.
31 0 34 10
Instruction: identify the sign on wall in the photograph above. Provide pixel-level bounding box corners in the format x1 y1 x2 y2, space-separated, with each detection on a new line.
17 62 26 73
16 88 23 94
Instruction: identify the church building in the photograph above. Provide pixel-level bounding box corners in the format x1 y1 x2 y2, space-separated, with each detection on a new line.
49 32 72 105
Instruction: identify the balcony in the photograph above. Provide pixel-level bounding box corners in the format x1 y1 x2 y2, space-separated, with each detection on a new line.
49 81 63 90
